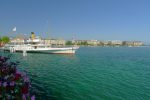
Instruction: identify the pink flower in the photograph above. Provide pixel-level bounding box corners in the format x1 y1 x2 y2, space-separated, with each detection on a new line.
10 81 15 86
3 82 7 87
31 95 35 100
22 86 29 94
23 77 29 82
14 73 21 81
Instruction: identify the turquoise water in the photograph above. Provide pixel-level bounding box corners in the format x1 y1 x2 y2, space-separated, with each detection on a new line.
1 47 150 100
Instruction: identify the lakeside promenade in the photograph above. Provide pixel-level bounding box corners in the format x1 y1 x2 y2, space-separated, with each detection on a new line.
0 35 144 47
66 40 144 47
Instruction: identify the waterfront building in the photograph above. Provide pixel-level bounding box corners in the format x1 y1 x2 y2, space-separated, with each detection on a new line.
10 37 25 44
42 39 66 46
111 40 122 46
74 40 144 46
74 40 88 45
10 35 144 47
75 40 84 44
10 36 66 46
133 41 143 46
102 41 109 46
122 41 143 46
51 39 66 46
87 40 98 46
124 41 134 46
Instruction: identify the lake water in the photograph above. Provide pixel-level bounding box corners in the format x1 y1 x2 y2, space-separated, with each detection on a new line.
1 47 150 100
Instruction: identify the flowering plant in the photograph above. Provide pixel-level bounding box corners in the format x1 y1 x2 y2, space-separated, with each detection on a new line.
0 56 35 100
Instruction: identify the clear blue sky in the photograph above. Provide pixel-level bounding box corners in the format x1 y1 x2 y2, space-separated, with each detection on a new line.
0 0 150 42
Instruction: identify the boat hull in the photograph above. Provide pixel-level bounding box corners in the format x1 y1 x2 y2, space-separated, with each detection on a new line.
26 49 75 54
2 46 79 54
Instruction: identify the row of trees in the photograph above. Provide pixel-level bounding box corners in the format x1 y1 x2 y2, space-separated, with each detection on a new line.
65 41 89 45
0 36 10 46
65 41 143 46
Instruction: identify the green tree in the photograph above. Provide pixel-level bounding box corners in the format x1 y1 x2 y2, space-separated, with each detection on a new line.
98 42 104 46
107 41 112 46
0 37 2 46
81 41 88 45
2 36 10 44
65 41 73 45
122 41 127 46
0 37 2 42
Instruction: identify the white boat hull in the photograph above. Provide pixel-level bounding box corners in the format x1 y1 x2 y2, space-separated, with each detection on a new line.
27 49 76 54
2 46 79 54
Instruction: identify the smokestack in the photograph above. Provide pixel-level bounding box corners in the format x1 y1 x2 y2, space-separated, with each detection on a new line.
31 32 35 40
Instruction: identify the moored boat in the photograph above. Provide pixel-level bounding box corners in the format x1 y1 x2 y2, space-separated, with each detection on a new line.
1 33 79 54
2 44 79 54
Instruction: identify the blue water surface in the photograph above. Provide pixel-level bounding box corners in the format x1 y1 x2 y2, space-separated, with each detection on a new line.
1 47 150 100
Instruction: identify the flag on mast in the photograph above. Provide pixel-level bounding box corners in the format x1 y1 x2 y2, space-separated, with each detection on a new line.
12 27 16 32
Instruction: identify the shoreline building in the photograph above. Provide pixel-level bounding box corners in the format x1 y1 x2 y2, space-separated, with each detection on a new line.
123 41 143 46
72 40 144 46
9 32 66 46
110 40 122 46
42 39 65 46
